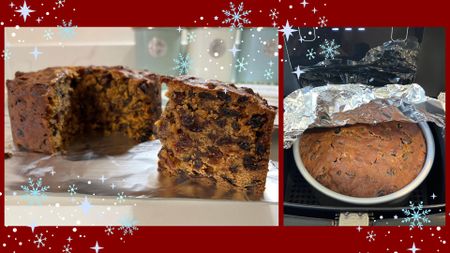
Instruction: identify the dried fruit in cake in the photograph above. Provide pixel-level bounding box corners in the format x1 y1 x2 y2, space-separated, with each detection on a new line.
155 76 277 194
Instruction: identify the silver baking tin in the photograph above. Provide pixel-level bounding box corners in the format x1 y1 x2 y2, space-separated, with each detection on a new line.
292 122 435 205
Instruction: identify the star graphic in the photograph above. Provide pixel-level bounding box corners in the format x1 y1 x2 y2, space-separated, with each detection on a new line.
292 66 304 79
80 196 92 215
90 241 103 253
312 7 318 14
30 47 42 60
213 16 219 21
228 44 241 57
99 175 106 184
110 183 116 189
9 2 15 8
408 243 420 253
67 236 73 243
356 226 362 232
177 26 183 33
36 17 42 23
50 169 56 176
278 20 297 41
300 0 309 8
431 193 437 199
15 1 35 22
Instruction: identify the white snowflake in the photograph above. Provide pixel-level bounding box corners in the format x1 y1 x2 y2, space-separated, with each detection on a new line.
34 233 47 248
264 69 274 80
119 217 138 236
58 20 77 39
43 29 54 40
116 192 126 203
269 8 278 20
21 177 50 204
1 48 11 61
319 39 340 60
306 48 316 60
318 16 328 27
366 230 376 242
62 244 72 253
222 2 251 30
235 57 248 72
55 0 65 8
104 226 114 236
402 201 431 230
173 53 191 75
67 184 77 196
186 31 196 44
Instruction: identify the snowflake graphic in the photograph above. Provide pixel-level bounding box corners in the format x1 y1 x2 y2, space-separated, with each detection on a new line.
55 0 65 8
173 53 191 75
319 39 340 60
264 69 274 80
1 48 11 61
34 233 47 248
119 217 139 236
62 244 72 253
306 48 316 60
235 57 248 72
21 177 50 204
186 31 196 44
366 230 376 242
222 2 251 30
67 184 77 196
402 201 431 230
269 8 278 20
58 20 77 39
318 16 328 27
105 226 115 236
43 29 54 40
116 192 126 203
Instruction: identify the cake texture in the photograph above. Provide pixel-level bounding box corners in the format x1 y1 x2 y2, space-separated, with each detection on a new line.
299 122 426 197
155 76 277 193
7 66 161 153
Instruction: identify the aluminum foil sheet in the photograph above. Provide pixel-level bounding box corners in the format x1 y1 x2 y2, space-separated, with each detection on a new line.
5 134 278 202
284 83 445 148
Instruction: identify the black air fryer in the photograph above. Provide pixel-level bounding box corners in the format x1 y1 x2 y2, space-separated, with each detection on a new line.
283 27 446 226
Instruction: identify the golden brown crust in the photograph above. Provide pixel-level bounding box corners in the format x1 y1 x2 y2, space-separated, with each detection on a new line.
156 77 276 193
7 66 162 153
299 122 426 197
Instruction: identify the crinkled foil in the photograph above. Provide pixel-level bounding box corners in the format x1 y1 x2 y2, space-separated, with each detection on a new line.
5 134 278 202
284 83 445 148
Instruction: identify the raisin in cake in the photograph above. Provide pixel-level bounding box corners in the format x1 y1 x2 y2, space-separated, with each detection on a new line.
155 76 276 193
6 66 161 153
299 122 426 197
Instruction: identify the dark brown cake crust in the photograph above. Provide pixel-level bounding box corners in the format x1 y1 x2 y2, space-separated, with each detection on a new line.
7 66 162 153
299 122 426 198
156 76 277 193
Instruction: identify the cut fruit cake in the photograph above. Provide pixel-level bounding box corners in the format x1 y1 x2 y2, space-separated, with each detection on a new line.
6 66 162 153
155 76 277 193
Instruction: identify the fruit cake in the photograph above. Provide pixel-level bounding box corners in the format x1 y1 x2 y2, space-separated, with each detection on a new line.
299 121 427 197
6 66 161 153
155 76 277 193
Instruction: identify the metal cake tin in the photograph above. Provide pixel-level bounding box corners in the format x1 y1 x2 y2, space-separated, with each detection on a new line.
292 122 435 205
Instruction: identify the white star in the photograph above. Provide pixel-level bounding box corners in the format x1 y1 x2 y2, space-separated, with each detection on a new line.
9 2 15 8
292 66 304 79
268 60 274 67
50 169 56 176
356 226 362 232
15 1 35 22
408 243 420 253
30 47 42 60
36 17 42 23
90 241 103 253
177 26 183 33
300 0 309 8
228 44 241 57
214 16 219 21
312 7 318 14
67 236 73 243
80 196 92 215
278 20 297 41
431 193 437 199
110 183 116 189
99 175 106 184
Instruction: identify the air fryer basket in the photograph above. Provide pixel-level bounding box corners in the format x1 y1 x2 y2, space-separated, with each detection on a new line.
284 123 445 222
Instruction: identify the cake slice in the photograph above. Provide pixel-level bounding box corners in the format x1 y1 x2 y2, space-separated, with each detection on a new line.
6 66 162 153
155 76 277 193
